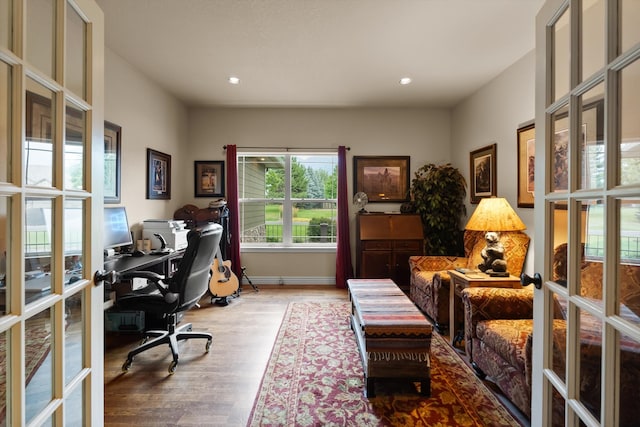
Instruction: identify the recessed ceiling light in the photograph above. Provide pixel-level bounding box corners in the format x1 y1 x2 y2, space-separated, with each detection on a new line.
399 77 412 85
228 76 240 85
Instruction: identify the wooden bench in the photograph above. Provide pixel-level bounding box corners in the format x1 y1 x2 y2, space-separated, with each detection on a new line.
347 278 432 397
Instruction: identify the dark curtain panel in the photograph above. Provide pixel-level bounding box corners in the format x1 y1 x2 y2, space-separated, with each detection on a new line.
335 145 353 288
225 145 242 279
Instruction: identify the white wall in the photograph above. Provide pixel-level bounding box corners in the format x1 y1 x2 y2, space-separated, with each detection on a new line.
450 50 536 274
104 48 189 239
186 107 451 283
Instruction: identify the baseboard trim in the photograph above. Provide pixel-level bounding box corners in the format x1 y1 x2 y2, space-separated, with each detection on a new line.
241 276 335 286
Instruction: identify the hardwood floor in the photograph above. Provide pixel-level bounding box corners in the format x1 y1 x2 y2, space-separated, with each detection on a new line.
104 285 528 427
104 286 348 426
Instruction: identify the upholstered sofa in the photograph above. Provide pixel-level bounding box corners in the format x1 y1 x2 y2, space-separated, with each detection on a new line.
461 243 640 425
409 230 530 332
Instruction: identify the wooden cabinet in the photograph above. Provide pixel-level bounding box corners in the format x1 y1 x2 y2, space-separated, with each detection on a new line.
355 213 424 291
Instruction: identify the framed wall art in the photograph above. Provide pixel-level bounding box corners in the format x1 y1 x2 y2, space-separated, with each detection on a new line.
146 148 171 200
104 121 122 203
517 122 535 208
469 143 497 204
353 156 410 203
194 160 225 197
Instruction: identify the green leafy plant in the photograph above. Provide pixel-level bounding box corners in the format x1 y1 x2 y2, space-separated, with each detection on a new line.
410 163 467 255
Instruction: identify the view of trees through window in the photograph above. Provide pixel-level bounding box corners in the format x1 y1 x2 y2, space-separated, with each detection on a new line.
238 153 338 246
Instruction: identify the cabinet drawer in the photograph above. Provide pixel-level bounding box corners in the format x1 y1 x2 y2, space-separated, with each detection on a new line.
362 240 392 251
393 240 422 251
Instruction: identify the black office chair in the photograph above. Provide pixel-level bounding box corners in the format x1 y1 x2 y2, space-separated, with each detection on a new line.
116 223 223 374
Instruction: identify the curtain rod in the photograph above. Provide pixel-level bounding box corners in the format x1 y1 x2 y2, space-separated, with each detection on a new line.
223 145 349 151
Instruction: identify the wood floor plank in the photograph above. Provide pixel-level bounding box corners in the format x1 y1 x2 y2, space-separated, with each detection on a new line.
104 286 348 426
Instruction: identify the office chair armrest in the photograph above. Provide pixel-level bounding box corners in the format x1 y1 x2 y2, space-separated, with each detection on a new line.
118 270 169 296
119 270 165 283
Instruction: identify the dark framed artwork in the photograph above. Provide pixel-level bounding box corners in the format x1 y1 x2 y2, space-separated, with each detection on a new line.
517 122 535 208
146 148 171 200
552 99 604 192
353 156 410 203
104 121 122 203
469 143 497 204
194 160 225 197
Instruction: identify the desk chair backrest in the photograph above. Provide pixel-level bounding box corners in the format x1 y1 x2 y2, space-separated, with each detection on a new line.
169 223 223 311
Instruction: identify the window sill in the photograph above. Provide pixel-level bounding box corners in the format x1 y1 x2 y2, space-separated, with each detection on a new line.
241 245 337 253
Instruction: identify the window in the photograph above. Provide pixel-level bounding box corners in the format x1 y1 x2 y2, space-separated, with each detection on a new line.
238 152 338 249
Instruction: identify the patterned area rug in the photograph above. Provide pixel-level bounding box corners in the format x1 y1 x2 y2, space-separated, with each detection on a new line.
248 301 521 427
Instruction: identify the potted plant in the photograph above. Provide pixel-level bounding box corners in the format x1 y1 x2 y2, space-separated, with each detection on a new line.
409 163 467 256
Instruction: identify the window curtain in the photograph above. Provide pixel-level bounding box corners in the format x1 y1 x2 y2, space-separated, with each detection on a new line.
335 145 353 288
225 145 242 279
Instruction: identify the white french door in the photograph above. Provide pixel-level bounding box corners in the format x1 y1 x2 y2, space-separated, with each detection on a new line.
0 0 104 425
533 1 640 426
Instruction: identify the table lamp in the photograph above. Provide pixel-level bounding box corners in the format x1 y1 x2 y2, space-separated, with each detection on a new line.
465 197 526 277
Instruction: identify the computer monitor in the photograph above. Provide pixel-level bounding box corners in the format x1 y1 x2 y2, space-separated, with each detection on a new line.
103 206 133 251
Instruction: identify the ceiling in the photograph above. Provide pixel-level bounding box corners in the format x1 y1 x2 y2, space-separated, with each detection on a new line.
96 0 544 108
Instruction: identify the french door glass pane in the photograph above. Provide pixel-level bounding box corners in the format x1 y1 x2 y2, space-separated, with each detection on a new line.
618 198 640 323
26 0 55 79
25 308 53 424
583 199 604 304
552 201 568 280
65 2 86 99
64 199 83 282
65 102 85 190
618 332 640 426
551 104 570 192
25 198 53 305
0 0 10 50
579 84 604 191
551 293 567 385
553 7 570 102
0 59 9 183
0 196 8 316
0 329 5 425
581 0 604 81
621 0 640 54
578 306 602 422
25 81 55 188
619 58 640 186
65 291 83 383
65 381 84 425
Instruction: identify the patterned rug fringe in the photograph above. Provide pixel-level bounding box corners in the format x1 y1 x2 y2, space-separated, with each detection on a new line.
367 351 429 362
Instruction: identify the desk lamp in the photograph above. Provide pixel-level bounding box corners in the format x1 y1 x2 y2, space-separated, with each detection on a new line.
465 197 526 277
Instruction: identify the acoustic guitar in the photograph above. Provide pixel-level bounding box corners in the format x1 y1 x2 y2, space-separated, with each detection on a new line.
209 249 239 303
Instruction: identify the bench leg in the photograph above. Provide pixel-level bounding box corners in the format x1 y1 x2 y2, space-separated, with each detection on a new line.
420 378 431 396
365 377 376 398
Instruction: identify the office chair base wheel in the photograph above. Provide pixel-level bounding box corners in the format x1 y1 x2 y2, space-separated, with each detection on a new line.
168 360 178 374
205 338 212 352
122 358 133 372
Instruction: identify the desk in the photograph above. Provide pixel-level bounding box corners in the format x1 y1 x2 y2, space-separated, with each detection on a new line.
103 251 184 309
448 270 521 349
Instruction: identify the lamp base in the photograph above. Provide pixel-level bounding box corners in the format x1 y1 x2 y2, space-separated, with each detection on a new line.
487 270 510 277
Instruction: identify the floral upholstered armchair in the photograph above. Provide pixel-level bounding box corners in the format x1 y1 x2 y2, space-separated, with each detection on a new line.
461 243 640 425
409 230 530 332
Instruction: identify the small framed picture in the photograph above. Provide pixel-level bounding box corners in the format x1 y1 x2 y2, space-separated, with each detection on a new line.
517 122 535 208
104 121 122 204
469 144 497 204
146 148 171 200
194 160 225 197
